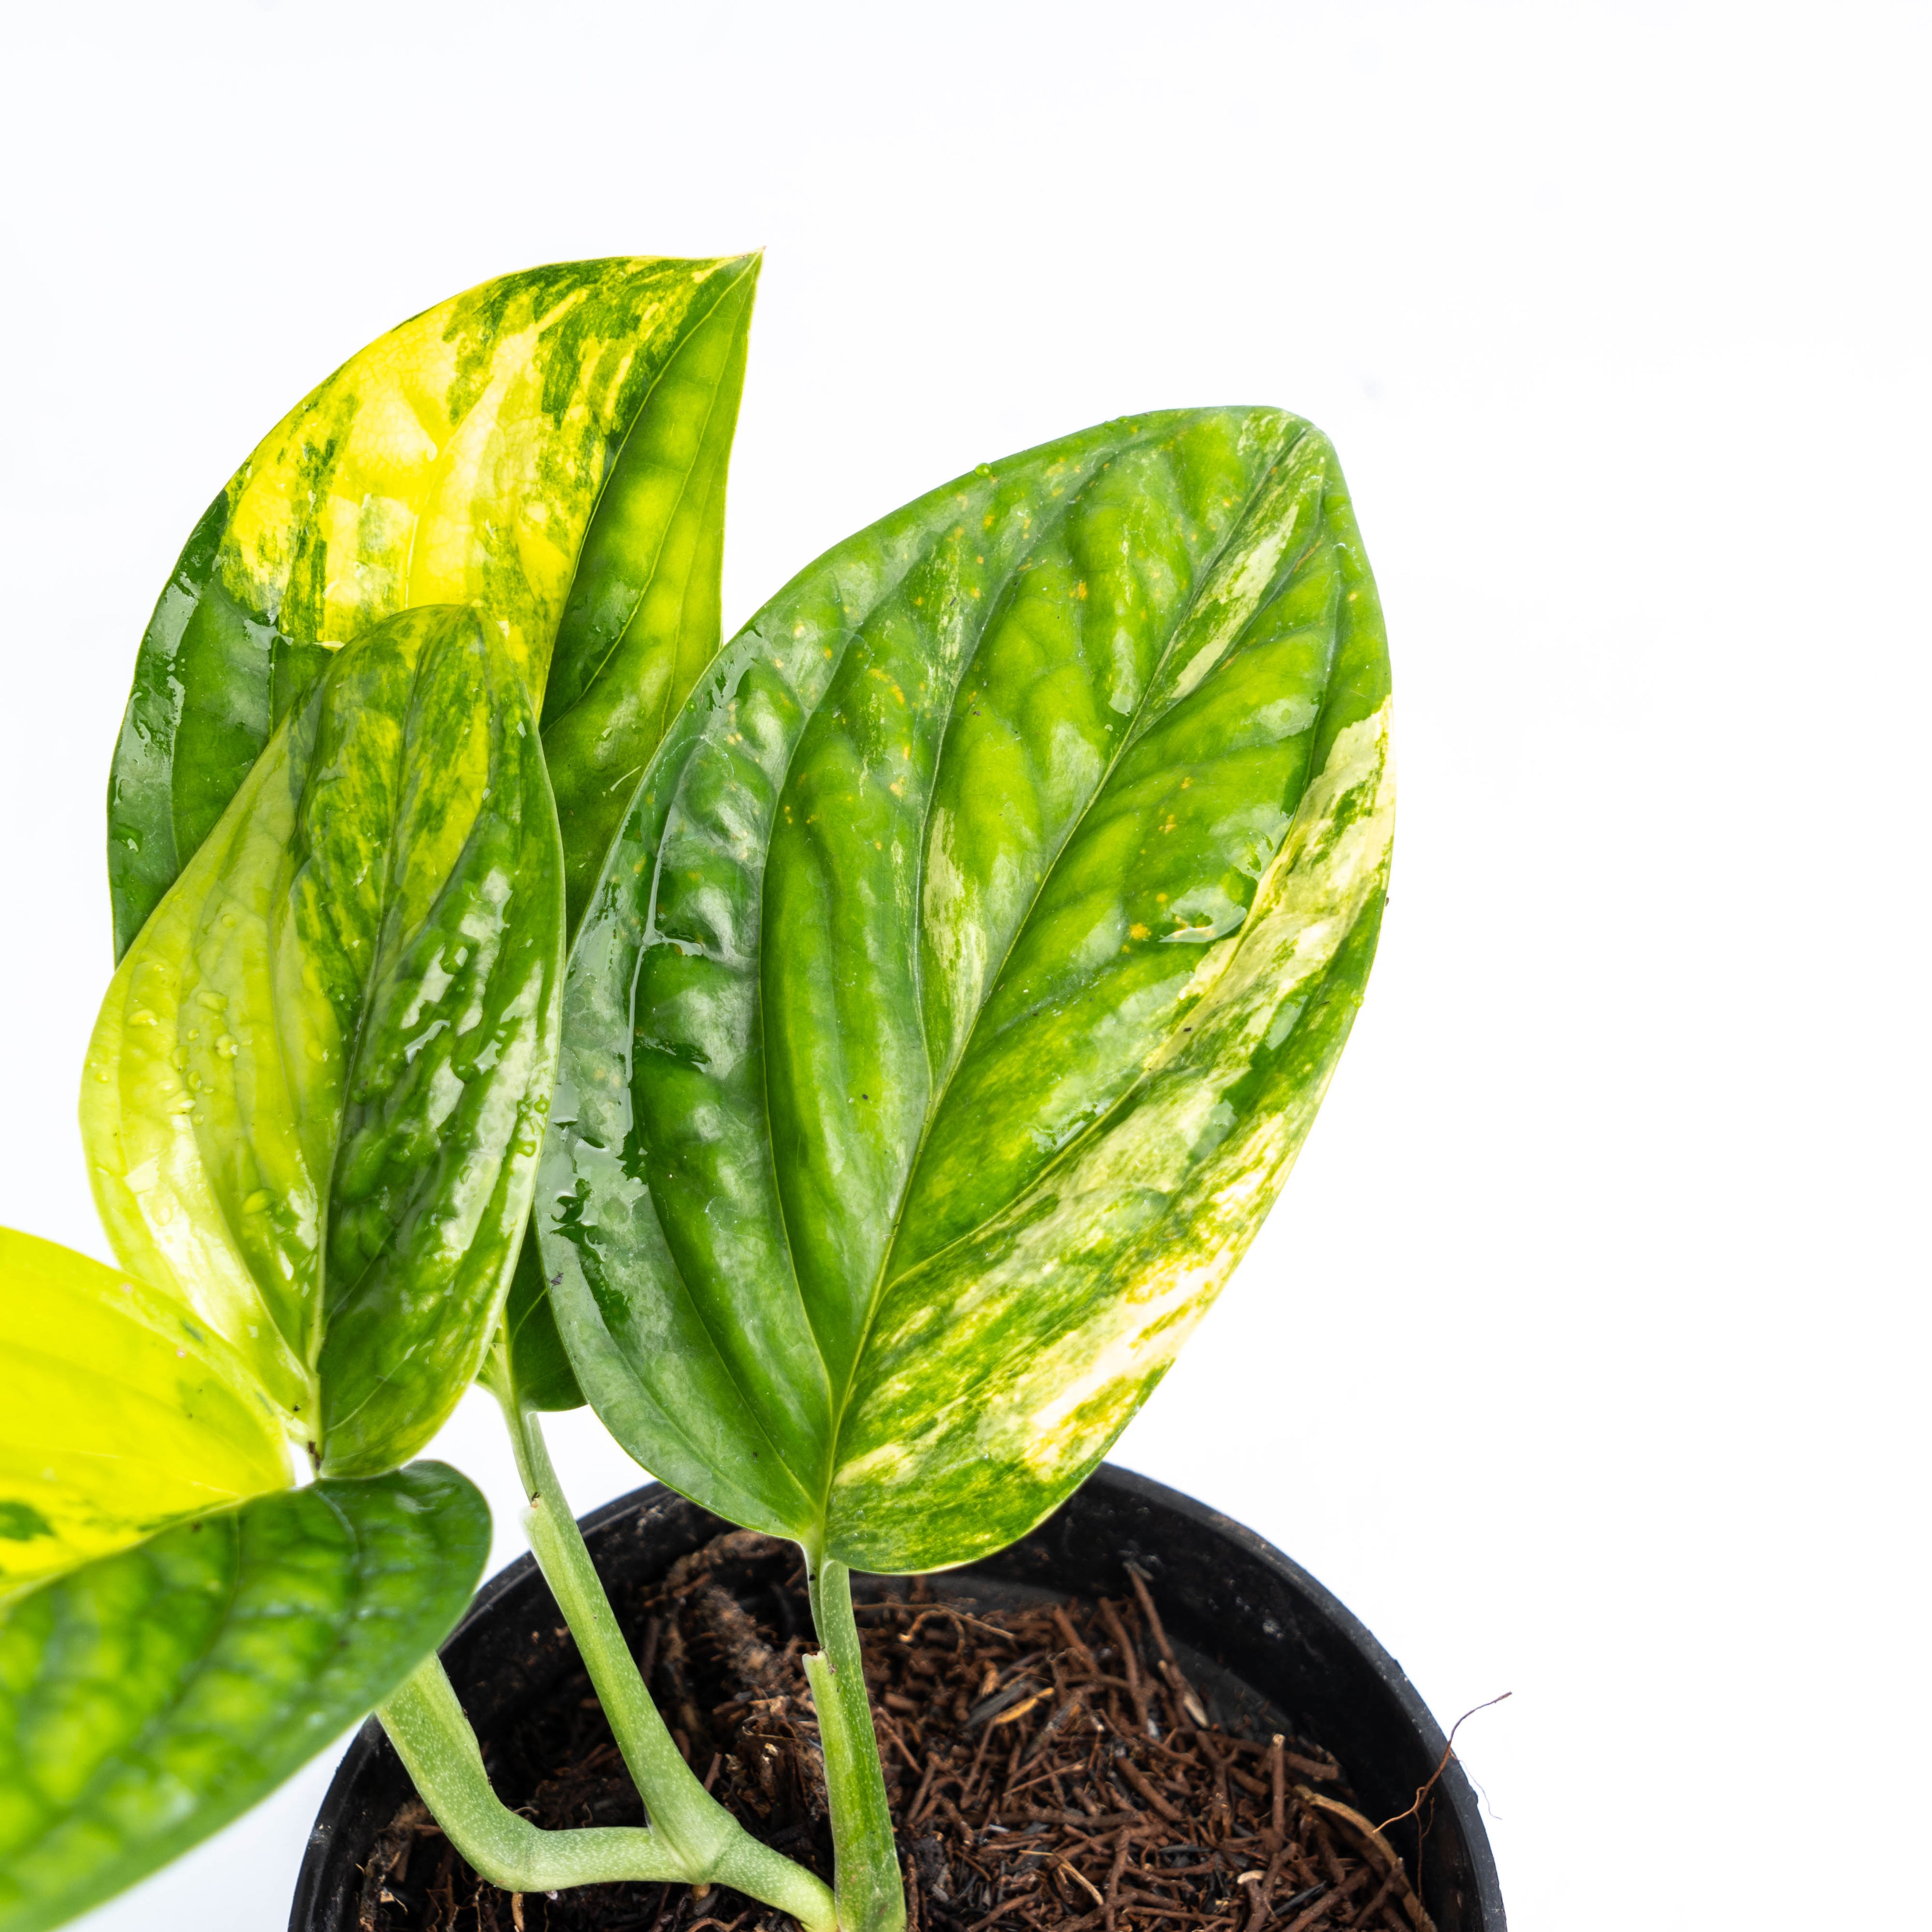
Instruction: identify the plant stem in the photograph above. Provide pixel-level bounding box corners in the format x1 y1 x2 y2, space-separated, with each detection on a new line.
804 1553 907 1932
485 1366 837 1932
378 1655 685 1891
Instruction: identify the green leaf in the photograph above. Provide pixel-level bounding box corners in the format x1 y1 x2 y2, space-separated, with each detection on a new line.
500 1226 585 1415
0 1229 291 1601
108 254 760 960
85 604 566 1476
0 1463 488 1932
538 410 1394 1572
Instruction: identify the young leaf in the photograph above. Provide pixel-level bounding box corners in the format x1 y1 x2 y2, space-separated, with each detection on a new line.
108 254 760 959
0 1229 291 1600
539 410 1395 1572
85 604 566 1475
0 1463 488 1932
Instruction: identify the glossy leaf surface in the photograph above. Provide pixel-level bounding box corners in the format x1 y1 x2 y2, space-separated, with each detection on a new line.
0 1463 488 1932
86 605 566 1475
0 1229 290 1601
501 1230 585 1415
542 259 757 927
502 254 758 1412
539 410 1394 1572
109 254 759 958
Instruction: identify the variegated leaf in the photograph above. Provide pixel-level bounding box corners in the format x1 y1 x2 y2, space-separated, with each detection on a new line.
0 1464 487 1932
108 254 758 959
85 605 565 1475
538 410 1393 1572
0 1228 291 1602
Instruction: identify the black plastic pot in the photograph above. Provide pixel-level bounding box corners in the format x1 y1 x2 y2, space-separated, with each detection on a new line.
292 1464 1504 1931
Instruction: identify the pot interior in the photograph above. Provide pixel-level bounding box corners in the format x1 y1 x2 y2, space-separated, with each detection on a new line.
291 1464 1504 1932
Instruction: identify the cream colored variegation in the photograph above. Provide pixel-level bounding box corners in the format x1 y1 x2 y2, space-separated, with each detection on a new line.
1156 435 1332 707
830 700 1395 1567
541 407 1395 1576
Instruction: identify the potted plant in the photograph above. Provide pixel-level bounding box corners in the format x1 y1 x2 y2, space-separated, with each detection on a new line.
0 256 1498 1932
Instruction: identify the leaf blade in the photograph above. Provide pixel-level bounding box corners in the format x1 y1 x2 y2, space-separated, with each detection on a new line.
501 256 761 1413
543 258 759 926
86 605 566 1472
540 410 1393 1568
0 1463 488 1932
108 255 757 959
0 1230 291 1600
832 705 1392 1568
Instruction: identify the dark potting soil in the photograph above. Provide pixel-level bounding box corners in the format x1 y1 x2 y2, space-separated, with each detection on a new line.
356 1532 1436 1932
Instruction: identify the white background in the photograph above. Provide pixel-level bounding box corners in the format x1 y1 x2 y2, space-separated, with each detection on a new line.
3 4 1926 1927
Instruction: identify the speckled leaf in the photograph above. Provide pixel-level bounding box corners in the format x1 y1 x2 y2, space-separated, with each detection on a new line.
0 1463 487 1932
538 410 1394 1572
85 605 565 1475
108 253 759 959
0 1229 291 1602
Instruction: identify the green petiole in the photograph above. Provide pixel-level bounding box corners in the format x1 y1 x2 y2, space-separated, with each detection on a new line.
488 1369 720 1864
377 1656 688 1893
803 1554 907 1932
380 1350 842 1932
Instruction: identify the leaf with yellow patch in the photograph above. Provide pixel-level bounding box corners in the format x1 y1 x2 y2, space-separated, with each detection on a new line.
538 410 1393 1571
0 1228 290 1602
0 1463 488 1932
86 605 565 1476
108 255 758 959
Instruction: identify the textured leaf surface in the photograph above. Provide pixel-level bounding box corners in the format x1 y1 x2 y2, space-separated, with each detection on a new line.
542 260 757 926
539 410 1394 1571
0 1229 290 1601
85 605 565 1474
503 255 757 1412
108 254 758 958
0 1463 487 1932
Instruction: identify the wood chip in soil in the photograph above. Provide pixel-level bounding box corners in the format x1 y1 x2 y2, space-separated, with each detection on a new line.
357 1532 1435 1932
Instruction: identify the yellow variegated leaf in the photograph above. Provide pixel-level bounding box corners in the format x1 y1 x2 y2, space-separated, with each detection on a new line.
0 1465 488 1930
539 410 1394 1572
109 255 759 958
0 1228 291 1600
85 607 565 1474
216 260 741 693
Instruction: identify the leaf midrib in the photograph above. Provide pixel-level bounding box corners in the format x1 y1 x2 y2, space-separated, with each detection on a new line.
811 417 1316 1532
311 623 473 1394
